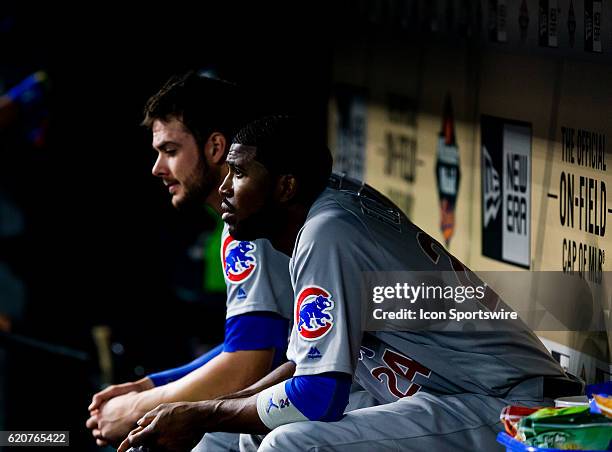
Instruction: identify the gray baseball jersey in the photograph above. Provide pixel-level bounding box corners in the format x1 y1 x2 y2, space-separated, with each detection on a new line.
286 187 570 404
222 223 293 320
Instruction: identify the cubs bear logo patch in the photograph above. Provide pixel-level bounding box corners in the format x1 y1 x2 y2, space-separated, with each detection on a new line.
295 286 334 341
221 235 257 284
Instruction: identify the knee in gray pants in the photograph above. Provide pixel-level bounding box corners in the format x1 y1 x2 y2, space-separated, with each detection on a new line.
257 423 314 452
193 432 240 452
239 433 265 452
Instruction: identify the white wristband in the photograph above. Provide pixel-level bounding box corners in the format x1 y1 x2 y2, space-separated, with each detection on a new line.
256 379 309 429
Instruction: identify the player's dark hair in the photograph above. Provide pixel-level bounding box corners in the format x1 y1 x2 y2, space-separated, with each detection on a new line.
233 115 333 205
142 71 246 152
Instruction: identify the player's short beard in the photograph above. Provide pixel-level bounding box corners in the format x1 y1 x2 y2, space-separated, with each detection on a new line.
175 152 217 212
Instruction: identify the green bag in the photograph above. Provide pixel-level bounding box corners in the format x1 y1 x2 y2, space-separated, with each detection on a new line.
518 406 612 450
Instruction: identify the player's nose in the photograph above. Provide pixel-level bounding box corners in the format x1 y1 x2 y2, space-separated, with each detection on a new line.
219 171 233 198
152 154 167 178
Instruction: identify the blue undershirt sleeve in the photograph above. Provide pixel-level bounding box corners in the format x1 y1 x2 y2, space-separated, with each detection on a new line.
223 312 290 369
284 372 352 421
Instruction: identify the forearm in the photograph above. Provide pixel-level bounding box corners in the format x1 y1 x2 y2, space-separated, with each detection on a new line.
126 365 253 422
220 361 296 400
196 395 269 434
117 364 299 452
152 350 276 404
117 395 270 452
129 385 169 417
148 343 224 386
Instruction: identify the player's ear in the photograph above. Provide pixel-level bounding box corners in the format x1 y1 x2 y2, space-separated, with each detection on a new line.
276 174 298 203
205 132 227 165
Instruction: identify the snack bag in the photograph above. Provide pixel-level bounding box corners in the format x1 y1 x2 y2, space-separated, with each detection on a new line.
500 405 541 437
518 406 612 450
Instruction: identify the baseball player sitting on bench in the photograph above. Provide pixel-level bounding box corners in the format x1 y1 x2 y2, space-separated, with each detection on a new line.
119 115 582 452
86 74 293 451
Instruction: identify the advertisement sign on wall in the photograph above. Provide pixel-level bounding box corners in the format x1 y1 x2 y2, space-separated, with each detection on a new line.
481 115 532 268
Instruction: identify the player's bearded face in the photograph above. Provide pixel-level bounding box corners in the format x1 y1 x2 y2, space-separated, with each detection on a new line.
151 118 215 210
219 144 280 240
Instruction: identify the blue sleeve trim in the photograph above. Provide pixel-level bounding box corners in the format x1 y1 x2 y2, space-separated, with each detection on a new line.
284 372 352 422
148 343 224 387
223 312 289 369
